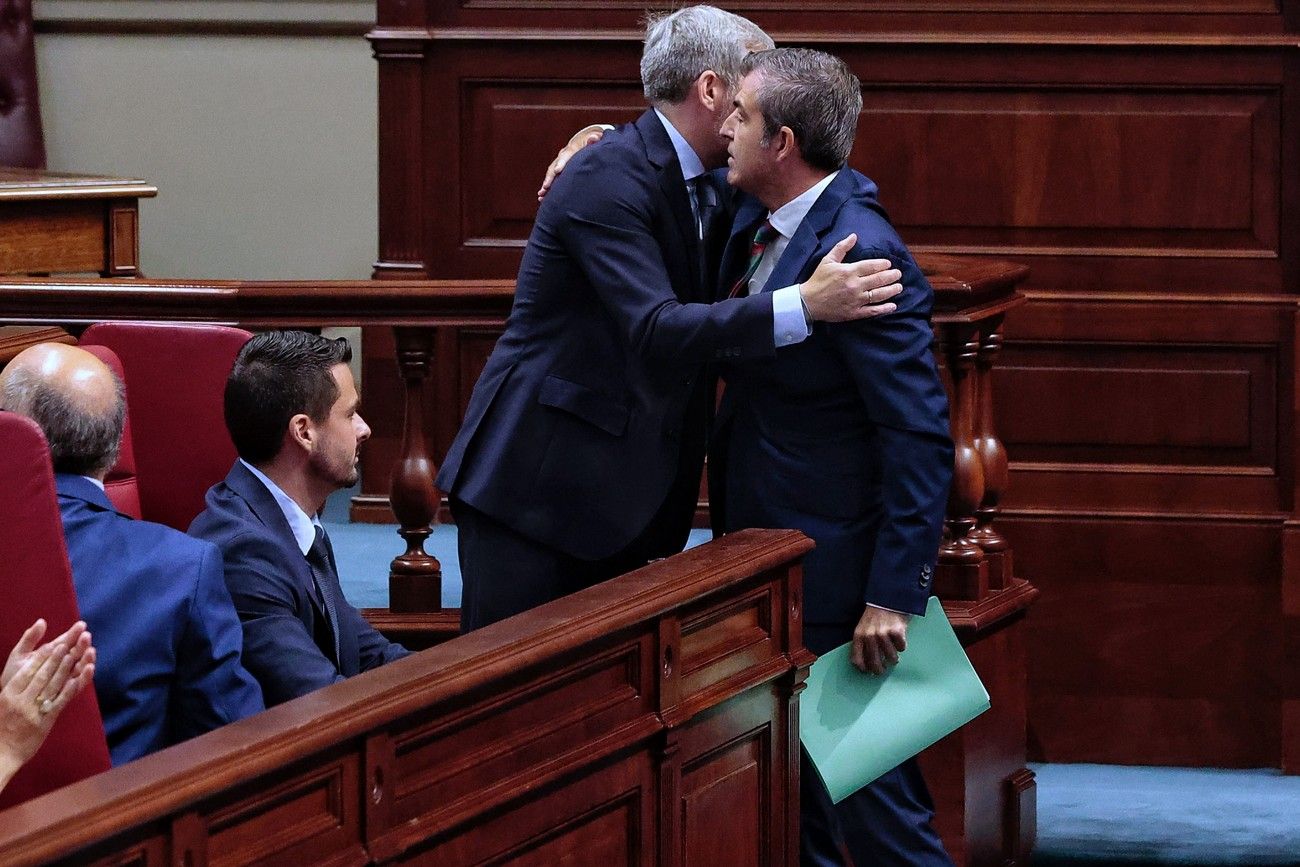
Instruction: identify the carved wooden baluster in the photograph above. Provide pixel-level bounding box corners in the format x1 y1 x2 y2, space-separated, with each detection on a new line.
970 319 1012 589
936 322 988 601
388 326 442 613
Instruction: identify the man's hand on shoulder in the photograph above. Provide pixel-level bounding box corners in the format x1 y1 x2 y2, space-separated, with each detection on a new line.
537 124 610 202
799 234 903 322
850 605 911 676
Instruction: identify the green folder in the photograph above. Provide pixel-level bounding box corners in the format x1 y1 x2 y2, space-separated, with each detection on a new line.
800 596 990 804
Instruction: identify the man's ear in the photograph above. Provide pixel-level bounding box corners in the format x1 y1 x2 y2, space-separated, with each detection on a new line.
287 412 314 454
696 70 725 113
774 126 799 162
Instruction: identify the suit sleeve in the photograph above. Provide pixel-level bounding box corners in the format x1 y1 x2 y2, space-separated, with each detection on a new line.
218 530 347 706
551 150 775 365
827 246 954 616
169 541 265 742
338 598 409 673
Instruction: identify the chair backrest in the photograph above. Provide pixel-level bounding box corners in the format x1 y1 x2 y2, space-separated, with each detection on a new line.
0 0 46 168
80 322 252 532
0 413 111 810
78 344 142 519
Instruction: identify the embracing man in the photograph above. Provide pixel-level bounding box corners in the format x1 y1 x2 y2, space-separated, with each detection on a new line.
711 48 956 866
437 5 902 633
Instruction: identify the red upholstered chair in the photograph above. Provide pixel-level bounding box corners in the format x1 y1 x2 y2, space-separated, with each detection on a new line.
0 412 111 810
0 0 46 168
80 323 252 532
79 344 143 520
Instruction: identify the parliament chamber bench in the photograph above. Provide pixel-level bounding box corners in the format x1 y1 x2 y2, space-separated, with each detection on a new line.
0 522 814 867
0 259 1036 866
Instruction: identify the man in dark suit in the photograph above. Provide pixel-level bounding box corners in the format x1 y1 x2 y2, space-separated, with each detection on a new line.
190 331 409 707
713 49 956 866
439 5 904 632
0 344 264 764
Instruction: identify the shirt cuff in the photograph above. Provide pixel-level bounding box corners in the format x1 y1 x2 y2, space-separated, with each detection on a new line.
771 285 813 347
866 603 912 617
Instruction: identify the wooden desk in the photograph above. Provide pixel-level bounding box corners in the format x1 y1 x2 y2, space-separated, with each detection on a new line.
0 168 157 363
0 168 155 277
0 529 812 867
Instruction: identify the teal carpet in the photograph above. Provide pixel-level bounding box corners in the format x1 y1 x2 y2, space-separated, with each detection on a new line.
324 490 1300 866
1032 764 1300 866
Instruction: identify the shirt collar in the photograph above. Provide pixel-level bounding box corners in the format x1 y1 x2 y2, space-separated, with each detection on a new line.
239 458 320 556
653 108 706 183
767 171 839 239
81 476 105 491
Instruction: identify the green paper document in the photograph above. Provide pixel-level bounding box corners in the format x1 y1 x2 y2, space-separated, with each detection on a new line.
800 596 990 804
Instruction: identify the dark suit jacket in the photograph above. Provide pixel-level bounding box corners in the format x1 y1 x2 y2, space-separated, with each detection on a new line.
437 109 775 562
56 474 263 764
713 169 954 624
188 461 408 706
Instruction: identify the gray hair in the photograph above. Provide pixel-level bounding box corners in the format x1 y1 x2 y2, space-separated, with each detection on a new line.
640 5 773 105
1 365 125 478
739 48 863 172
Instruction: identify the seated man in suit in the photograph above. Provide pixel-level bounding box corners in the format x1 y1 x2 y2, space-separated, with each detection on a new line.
0 344 264 764
190 331 409 707
712 49 956 866
439 4 903 633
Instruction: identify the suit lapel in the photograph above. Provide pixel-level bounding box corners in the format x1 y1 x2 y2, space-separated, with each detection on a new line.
636 111 707 301
226 462 331 620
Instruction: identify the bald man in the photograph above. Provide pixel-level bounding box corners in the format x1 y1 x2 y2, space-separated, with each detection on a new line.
0 344 263 764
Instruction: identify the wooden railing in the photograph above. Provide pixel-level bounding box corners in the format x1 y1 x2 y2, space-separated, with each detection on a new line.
0 254 1028 622
0 256 1038 865
0 529 813 867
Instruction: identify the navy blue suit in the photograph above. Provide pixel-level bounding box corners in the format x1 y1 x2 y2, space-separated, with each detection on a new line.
712 169 955 867
56 474 263 765
438 110 775 629
189 461 408 706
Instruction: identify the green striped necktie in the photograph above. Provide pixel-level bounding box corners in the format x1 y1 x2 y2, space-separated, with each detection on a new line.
728 220 779 299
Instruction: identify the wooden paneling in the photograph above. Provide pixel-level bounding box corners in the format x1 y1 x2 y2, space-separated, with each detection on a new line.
0 530 814 867
373 0 1300 801
998 297 1291 515
861 89 1278 250
462 85 644 245
1005 512 1283 766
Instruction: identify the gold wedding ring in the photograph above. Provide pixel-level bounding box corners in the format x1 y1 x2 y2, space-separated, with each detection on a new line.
38 698 54 715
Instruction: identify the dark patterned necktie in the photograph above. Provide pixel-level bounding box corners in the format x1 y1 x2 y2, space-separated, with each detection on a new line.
728 221 780 299
306 525 342 666
692 174 720 241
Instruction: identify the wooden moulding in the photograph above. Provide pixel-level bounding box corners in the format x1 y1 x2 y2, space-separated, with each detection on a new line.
0 326 75 365
0 529 814 867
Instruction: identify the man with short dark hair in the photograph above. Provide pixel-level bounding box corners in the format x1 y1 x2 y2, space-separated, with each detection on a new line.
713 48 955 866
0 344 263 763
190 331 408 706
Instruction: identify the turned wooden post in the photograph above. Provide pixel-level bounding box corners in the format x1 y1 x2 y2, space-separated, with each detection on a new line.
388 326 442 613
918 257 1038 867
969 320 1012 589
935 321 988 601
